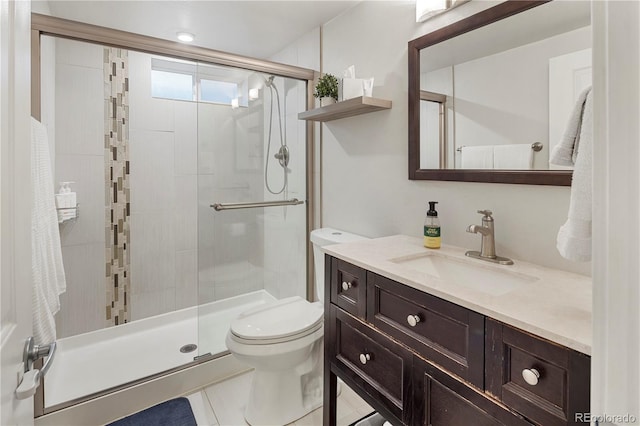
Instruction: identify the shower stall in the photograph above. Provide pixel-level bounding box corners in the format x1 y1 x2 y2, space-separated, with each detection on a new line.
32 14 315 421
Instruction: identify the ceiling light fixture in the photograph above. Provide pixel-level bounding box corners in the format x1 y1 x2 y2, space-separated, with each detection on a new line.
249 88 259 101
176 32 195 43
231 98 240 109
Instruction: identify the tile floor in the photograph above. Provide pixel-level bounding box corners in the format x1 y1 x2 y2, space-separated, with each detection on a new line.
185 370 374 426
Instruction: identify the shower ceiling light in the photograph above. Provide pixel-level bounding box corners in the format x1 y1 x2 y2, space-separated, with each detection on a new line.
176 32 195 42
416 0 468 22
249 88 259 101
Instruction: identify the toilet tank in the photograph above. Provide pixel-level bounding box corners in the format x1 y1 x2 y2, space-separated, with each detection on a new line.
310 228 369 302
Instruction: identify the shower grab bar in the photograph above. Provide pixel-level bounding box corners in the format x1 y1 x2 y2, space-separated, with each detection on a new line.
456 142 543 152
211 198 304 211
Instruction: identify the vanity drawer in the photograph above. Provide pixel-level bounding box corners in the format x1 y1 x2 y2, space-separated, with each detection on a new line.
329 257 367 319
485 319 590 426
413 356 533 426
367 272 485 388
330 305 412 423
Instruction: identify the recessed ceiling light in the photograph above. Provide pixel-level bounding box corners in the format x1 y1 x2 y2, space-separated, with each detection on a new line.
176 32 195 43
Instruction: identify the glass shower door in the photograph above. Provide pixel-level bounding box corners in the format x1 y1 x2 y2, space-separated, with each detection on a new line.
195 64 308 357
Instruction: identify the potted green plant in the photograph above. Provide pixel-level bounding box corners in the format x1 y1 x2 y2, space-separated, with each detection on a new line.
314 73 339 106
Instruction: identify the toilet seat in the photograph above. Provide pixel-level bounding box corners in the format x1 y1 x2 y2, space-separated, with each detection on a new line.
229 296 323 344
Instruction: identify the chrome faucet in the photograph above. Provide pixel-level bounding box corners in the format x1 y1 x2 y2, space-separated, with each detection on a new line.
466 210 513 265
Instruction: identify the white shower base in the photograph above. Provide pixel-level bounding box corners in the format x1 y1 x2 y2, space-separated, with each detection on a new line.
44 290 275 409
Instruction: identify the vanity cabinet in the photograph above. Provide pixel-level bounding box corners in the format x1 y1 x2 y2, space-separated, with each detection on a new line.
324 256 590 426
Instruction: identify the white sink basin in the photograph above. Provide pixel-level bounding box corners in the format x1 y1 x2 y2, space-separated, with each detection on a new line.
390 252 538 296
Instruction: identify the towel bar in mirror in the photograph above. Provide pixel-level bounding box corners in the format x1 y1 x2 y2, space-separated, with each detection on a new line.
408 0 591 185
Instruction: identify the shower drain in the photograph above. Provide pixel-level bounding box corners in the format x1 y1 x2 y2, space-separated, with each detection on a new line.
180 344 198 353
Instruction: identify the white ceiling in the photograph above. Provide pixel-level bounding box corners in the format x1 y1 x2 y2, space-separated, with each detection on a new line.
38 1 359 60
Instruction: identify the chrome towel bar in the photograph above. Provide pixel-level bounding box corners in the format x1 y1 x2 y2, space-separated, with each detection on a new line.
211 198 304 211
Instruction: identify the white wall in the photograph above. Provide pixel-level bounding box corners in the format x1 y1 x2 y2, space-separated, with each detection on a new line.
592 1 640 423
320 0 589 276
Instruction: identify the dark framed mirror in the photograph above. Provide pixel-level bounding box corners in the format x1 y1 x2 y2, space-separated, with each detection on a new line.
408 0 591 185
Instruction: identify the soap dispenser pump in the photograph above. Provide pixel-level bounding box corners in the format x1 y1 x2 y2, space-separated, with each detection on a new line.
424 201 441 249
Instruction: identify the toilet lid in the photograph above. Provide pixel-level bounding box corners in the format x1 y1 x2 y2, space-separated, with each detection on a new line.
230 296 323 341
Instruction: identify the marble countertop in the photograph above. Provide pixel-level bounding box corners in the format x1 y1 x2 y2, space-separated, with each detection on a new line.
323 235 592 355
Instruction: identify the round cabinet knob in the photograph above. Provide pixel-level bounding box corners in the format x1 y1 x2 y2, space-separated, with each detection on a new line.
407 314 421 327
522 368 540 386
359 353 371 365
341 281 352 291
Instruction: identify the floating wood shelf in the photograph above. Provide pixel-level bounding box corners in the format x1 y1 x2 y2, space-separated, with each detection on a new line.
298 96 392 122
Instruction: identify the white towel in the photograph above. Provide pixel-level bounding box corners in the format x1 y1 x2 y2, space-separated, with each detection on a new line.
556 89 593 262
493 144 534 169
31 117 67 345
550 86 592 167
460 145 494 169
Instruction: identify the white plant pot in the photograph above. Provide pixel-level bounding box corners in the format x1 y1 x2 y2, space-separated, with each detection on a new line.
320 97 336 107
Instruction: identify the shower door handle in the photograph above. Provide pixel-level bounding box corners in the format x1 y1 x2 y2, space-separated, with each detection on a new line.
16 337 56 400
211 198 304 211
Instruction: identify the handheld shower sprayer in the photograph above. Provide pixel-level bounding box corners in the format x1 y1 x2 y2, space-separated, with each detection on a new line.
264 75 289 195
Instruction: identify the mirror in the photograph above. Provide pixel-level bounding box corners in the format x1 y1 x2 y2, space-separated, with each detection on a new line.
408 0 591 185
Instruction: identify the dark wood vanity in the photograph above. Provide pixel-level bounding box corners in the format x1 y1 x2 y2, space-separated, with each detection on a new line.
323 256 590 426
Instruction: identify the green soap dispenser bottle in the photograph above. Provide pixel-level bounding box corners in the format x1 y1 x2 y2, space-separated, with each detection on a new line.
424 201 441 249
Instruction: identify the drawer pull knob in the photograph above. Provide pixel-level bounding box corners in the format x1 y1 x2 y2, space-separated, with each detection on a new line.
522 368 540 386
342 281 352 291
359 353 371 365
407 314 421 327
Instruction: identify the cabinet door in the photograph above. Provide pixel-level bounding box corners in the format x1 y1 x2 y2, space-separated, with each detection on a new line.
413 356 533 426
329 257 367 319
485 319 590 426
367 272 485 388
329 305 412 424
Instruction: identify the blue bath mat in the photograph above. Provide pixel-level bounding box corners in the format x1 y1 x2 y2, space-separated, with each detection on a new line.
107 397 197 426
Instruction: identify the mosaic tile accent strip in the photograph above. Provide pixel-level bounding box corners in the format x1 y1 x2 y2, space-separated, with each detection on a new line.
104 47 130 326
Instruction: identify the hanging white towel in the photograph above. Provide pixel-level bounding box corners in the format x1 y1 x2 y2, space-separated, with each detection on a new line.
31 117 67 345
460 145 494 169
556 89 593 262
550 86 591 167
493 144 534 169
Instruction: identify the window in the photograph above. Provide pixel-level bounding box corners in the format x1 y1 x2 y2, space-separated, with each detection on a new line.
151 69 194 101
150 58 248 107
200 79 238 104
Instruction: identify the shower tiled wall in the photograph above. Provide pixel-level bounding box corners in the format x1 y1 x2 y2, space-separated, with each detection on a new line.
262 29 319 301
104 48 130 326
128 51 199 319
49 38 107 338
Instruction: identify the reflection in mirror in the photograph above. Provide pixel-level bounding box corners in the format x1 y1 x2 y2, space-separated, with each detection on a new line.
409 0 591 184
420 91 447 169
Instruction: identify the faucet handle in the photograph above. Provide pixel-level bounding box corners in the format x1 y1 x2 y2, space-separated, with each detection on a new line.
477 209 493 217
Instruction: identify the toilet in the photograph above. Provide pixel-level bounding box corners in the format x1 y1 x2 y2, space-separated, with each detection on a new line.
225 228 368 426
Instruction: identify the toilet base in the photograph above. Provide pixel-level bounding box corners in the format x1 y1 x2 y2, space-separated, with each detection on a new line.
244 367 323 426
